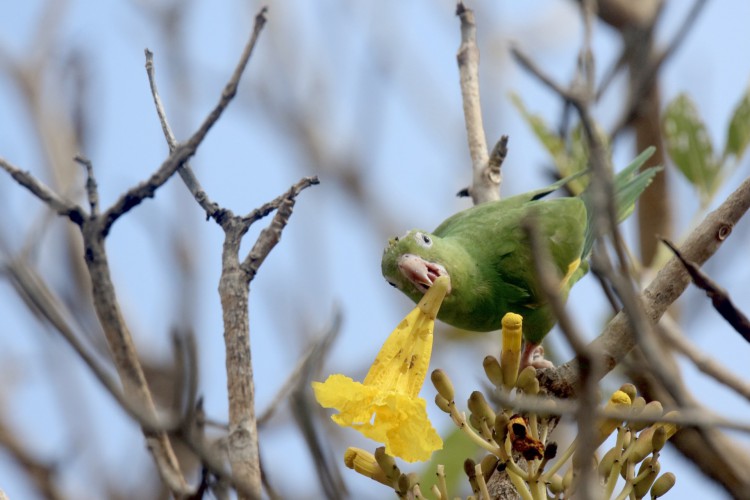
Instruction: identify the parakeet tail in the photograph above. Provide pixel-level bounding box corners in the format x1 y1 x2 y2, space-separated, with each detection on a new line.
581 147 662 257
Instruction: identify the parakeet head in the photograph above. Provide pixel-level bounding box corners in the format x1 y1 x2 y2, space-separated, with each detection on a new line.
381 229 453 302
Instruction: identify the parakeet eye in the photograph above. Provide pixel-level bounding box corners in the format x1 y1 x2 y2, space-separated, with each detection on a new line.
415 232 432 248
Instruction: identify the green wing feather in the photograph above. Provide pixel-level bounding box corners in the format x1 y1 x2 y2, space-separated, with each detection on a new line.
581 146 661 257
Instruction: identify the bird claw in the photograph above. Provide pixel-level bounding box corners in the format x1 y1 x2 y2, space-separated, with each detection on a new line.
521 344 555 370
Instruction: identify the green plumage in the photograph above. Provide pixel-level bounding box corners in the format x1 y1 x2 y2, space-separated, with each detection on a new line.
381 148 660 345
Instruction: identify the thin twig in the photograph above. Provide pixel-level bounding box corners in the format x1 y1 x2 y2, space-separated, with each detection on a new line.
658 315 750 403
75 154 99 217
610 0 709 137
661 238 750 342
0 157 86 225
242 176 320 279
145 48 224 221
101 7 269 234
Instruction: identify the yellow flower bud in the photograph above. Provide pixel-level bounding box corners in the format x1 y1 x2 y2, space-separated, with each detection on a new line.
483 355 504 388
627 411 679 464
344 447 390 486
500 313 523 389
651 426 668 453
548 474 564 494
595 390 632 445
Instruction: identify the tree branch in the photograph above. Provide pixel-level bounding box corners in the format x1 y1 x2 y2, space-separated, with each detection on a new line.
542 174 750 394
455 2 498 204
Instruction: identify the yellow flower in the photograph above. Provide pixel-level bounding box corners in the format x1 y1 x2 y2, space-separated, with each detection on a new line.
312 276 450 463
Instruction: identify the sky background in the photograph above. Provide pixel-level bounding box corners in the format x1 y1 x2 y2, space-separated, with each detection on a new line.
1 0 750 498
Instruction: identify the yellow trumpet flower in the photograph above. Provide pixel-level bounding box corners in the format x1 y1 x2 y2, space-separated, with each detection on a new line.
312 276 450 463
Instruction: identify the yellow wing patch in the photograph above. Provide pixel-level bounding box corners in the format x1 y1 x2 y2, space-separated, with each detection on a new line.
560 258 581 290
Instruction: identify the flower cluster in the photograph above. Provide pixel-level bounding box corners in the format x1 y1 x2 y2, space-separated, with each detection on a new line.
314 302 679 498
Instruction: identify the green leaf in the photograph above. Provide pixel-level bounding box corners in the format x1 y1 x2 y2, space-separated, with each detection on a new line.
509 93 568 170
725 87 750 159
662 93 720 197
418 426 477 496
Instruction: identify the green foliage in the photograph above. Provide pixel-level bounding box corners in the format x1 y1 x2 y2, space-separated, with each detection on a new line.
725 87 750 160
662 93 720 200
418 427 477 495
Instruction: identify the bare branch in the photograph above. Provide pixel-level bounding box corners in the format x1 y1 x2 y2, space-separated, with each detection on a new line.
662 238 750 342
145 48 225 222
75 154 99 216
0 157 86 225
659 315 750 404
101 7 269 234
455 2 497 204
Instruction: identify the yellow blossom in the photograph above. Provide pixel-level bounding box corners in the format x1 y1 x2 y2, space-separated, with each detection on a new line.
312 276 450 463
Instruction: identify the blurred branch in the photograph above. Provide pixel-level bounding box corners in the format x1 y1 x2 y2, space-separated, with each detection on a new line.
455 2 499 204
658 315 750 403
0 415 65 500
0 6 276 498
543 174 750 392
661 238 750 342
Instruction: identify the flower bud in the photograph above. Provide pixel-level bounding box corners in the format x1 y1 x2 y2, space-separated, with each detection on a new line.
651 426 668 453
468 391 495 423
435 394 452 414
516 366 539 394
344 447 390 486
548 474 564 494
483 355 504 388
595 390 632 446
650 472 676 498
630 401 663 432
500 313 523 389
494 413 510 443
374 446 400 482
598 447 619 478
619 383 637 402
431 369 454 401
633 466 659 498
480 454 499 482
627 411 679 464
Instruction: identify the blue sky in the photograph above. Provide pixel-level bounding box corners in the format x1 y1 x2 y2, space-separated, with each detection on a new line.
1 1 749 498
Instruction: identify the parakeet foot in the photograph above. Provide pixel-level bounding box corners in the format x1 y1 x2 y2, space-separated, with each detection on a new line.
521 343 555 370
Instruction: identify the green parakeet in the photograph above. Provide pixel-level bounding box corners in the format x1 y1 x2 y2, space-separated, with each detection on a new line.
381 148 660 368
